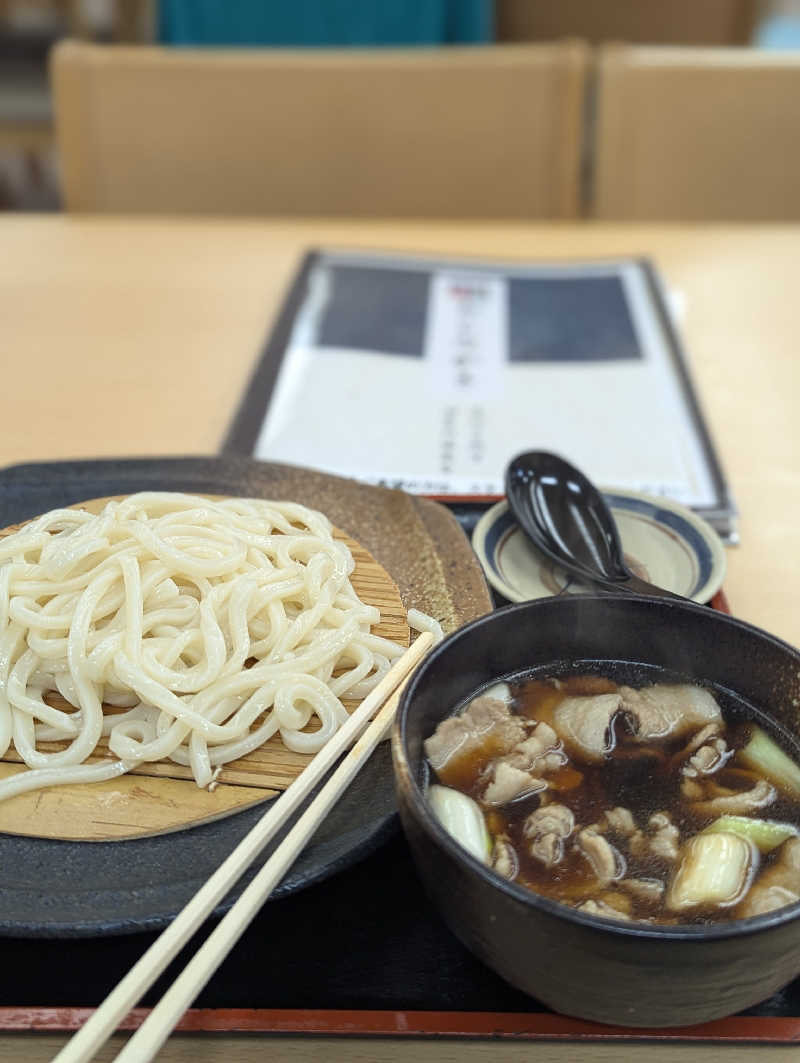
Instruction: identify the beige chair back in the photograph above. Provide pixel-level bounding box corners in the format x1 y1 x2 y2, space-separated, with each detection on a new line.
51 39 588 218
593 45 800 220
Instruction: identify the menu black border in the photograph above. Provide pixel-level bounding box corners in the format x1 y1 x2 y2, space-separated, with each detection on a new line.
223 250 320 456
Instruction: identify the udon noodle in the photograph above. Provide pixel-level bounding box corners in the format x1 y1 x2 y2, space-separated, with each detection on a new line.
0 492 410 801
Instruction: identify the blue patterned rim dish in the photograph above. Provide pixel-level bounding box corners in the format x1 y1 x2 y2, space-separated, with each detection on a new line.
473 489 726 605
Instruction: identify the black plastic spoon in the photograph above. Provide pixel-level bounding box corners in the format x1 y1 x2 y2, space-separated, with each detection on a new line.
505 450 686 601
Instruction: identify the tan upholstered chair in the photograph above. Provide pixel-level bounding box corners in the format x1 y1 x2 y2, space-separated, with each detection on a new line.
51 39 588 218
593 44 800 221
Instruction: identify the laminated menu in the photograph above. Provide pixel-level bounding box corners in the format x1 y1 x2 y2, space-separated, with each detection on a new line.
225 249 735 540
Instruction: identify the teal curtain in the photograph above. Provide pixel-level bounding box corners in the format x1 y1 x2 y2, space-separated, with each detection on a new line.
158 0 492 47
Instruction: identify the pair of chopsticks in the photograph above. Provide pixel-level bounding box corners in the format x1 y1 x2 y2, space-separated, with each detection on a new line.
54 630 435 1063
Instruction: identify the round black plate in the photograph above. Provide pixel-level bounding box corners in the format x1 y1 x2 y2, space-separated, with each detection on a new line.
0 455 490 936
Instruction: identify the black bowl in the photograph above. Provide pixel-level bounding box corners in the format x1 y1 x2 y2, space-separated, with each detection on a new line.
391 595 800 1027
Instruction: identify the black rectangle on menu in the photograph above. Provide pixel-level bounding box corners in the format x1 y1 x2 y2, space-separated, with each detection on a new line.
317 264 430 357
508 275 641 362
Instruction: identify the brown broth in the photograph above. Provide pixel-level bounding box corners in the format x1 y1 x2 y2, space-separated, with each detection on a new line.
431 664 800 926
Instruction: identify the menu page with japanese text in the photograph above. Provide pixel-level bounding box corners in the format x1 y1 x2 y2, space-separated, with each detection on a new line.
226 250 734 538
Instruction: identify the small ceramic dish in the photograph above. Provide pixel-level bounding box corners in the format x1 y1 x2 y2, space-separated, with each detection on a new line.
472 489 726 604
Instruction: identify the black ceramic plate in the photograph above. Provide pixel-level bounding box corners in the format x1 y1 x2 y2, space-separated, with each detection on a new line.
0 456 490 937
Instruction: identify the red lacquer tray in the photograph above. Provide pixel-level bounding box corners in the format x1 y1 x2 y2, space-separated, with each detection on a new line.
9 586 800 1047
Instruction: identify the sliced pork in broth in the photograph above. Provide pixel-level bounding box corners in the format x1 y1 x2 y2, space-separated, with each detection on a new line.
424 671 800 925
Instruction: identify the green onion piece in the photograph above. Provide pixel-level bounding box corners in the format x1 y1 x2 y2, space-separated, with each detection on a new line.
738 725 800 798
667 833 757 911
428 784 491 863
702 815 799 853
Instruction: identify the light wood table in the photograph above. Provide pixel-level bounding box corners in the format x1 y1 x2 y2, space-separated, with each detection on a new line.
1 215 799 1062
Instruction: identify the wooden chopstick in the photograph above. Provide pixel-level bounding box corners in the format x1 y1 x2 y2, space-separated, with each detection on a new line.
113 660 425 1062
54 631 434 1063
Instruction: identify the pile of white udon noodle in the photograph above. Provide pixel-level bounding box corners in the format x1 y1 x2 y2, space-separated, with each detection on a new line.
0 492 412 802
